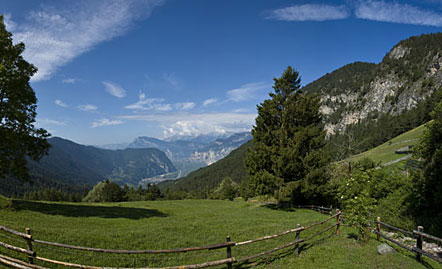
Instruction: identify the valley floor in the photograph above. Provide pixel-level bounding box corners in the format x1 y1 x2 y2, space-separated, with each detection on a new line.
0 199 440 268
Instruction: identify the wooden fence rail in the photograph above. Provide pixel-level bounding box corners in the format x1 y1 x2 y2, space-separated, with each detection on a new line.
375 217 442 264
0 209 341 269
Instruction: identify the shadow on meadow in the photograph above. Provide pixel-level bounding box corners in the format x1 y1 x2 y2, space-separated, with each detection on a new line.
261 203 296 212
11 200 167 220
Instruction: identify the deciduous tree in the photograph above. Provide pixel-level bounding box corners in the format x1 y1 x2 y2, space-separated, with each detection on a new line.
0 16 50 180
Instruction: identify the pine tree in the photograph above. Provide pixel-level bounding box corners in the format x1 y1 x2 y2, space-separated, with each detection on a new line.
245 66 330 205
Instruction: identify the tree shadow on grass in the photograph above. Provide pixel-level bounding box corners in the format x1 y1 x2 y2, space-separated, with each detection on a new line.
261 203 296 212
11 200 167 220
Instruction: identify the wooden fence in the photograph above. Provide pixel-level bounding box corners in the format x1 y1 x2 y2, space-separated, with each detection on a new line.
0 210 341 269
374 217 442 264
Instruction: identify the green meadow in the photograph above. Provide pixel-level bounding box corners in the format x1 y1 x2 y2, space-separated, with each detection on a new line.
1 199 440 268
347 123 427 165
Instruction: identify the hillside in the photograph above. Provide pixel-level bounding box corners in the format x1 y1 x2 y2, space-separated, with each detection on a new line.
348 122 427 165
303 32 442 159
0 137 176 197
158 140 252 196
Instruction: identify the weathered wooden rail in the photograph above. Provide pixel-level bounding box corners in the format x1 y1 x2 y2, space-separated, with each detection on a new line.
374 217 442 264
0 209 341 269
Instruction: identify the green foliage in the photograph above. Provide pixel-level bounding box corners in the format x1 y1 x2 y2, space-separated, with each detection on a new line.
336 158 414 239
338 169 375 240
83 180 125 202
411 100 442 236
209 177 238 201
0 16 50 181
0 194 12 209
245 66 330 205
84 180 163 202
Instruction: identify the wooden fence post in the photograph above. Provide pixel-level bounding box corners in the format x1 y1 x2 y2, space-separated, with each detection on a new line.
226 236 232 269
25 228 33 264
416 226 423 262
376 217 381 241
336 209 341 235
295 224 301 256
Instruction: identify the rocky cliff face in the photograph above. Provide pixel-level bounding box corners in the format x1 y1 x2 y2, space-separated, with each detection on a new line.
305 33 442 135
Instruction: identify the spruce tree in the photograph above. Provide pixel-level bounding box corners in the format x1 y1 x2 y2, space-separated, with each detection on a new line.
245 66 330 205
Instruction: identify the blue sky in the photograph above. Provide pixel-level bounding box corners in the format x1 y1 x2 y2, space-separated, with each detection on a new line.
2 0 442 145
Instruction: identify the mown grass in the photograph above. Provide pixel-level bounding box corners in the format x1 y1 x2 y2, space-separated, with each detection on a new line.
0 199 440 268
349 123 427 164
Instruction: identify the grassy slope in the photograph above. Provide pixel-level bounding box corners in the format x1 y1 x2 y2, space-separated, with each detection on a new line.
347 123 427 164
1 200 439 268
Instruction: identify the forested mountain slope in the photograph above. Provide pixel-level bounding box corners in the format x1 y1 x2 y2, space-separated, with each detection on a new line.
304 32 442 158
0 137 176 196
158 141 252 196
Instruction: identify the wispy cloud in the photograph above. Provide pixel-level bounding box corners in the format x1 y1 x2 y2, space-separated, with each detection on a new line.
120 112 256 138
7 0 165 81
78 104 98 111
91 118 123 128
175 102 196 110
202 98 217 107
125 91 170 111
267 4 349 21
103 81 127 98
36 118 66 126
62 78 77 84
3 14 17 32
163 73 180 89
55 99 68 107
227 82 269 102
355 0 442 27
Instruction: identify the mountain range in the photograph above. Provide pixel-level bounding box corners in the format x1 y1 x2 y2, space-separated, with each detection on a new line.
0 137 176 197
160 32 442 196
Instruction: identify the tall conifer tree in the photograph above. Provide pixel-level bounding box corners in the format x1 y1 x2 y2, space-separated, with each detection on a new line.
245 66 330 205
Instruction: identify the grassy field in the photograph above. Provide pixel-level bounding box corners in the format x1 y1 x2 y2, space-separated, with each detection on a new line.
348 123 427 165
0 199 440 268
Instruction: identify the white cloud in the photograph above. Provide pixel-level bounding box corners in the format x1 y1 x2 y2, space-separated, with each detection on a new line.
227 82 269 102
355 1 442 27
55 99 68 107
91 118 123 128
78 104 98 111
62 78 77 84
268 4 349 21
103 81 127 98
202 98 217 107
120 112 255 138
36 118 66 126
125 91 169 111
175 102 195 110
155 104 173 111
8 0 165 81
